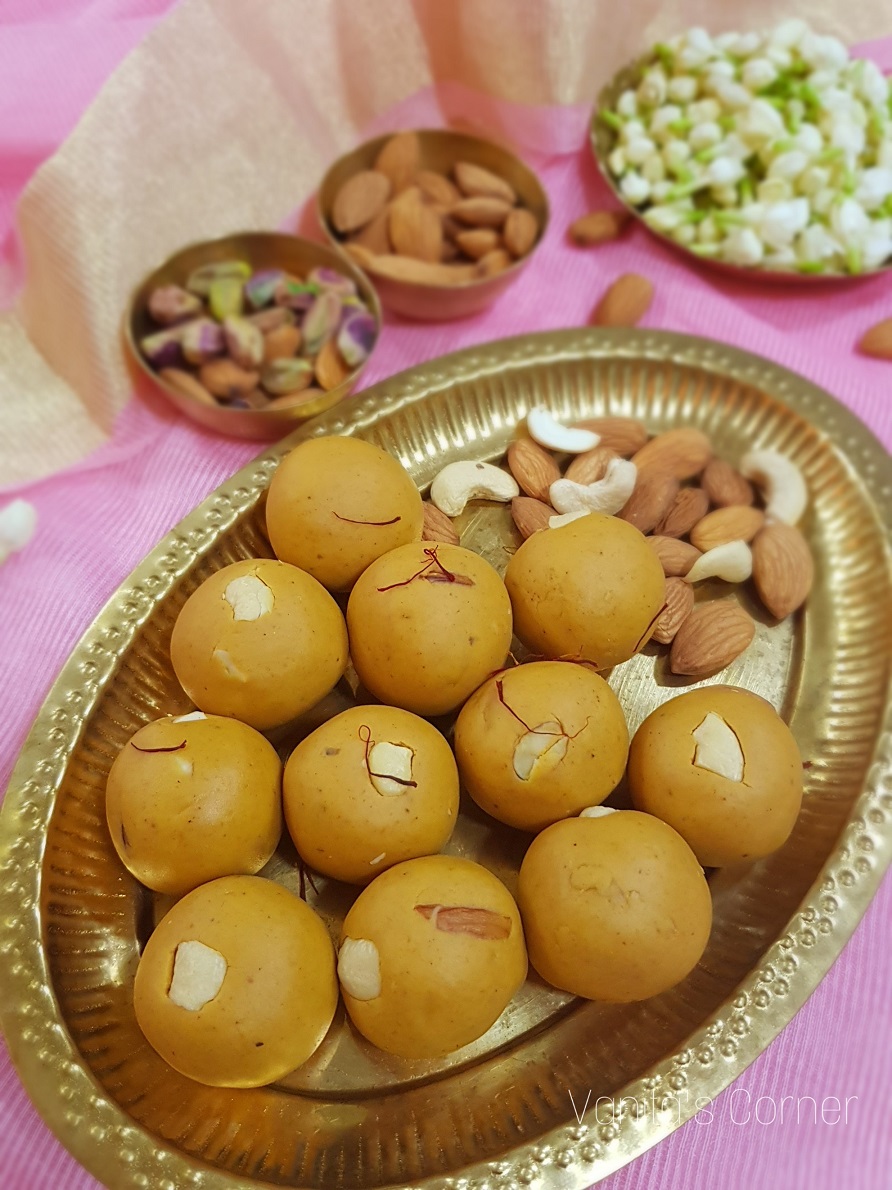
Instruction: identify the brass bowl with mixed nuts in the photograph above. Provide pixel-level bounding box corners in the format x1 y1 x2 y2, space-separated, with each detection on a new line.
126 231 382 440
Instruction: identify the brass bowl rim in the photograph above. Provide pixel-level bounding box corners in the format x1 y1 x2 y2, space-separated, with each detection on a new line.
317 126 551 291
590 53 892 285
123 229 384 422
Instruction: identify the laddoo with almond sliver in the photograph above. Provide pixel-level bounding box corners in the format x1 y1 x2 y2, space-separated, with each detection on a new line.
517 811 712 1002
627 686 804 868
134 876 337 1088
337 855 527 1058
504 512 665 669
106 711 281 896
265 436 424 591
283 705 460 884
169 558 348 731
454 661 629 832
346 542 513 717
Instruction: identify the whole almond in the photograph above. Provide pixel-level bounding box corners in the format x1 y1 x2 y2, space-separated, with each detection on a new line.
477 248 512 277
701 457 755 507
350 207 392 255
507 438 562 502
565 445 619 485
503 208 539 258
417 169 461 207
159 368 216 407
451 196 513 228
415 903 512 939
263 323 302 363
512 496 552 538
752 522 814 619
618 471 679 534
651 578 695 644
569 210 631 245
654 486 710 538
573 416 649 457
633 428 712 480
670 600 756 676
647 535 702 578
454 161 517 204
592 273 654 327
857 317 892 359
690 505 765 552
332 170 391 233
373 131 420 194
365 255 478 285
343 242 377 270
389 187 443 262
199 358 259 399
314 338 351 391
455 228 500 260
422 502 461 546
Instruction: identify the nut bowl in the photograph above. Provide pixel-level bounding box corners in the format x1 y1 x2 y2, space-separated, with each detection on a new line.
125 231 382 439
318 128 550 320
590 55 892 285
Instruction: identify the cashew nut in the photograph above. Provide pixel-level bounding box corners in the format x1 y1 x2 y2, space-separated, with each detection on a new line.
579 805 618 818
527 407 600 454
368 741 414 796
430 461 519 517
740 449 807 525
685 539 752 583
692 713 744 782
549 458 638 516
549 510 591 529
512 721 569 780
0 498 37 565
224 573 274 621
213 648 246 680
168 940 227 1011
338 937 381 1000
172 711 207 723
369 852 386 866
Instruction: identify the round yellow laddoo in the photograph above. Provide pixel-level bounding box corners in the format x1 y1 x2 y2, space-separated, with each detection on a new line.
627 685 804 867
106 711 282 896
134 875 337 1087
517 811 712 1002
346 542 513 717
454 661 629 832
504 512 665 669
283 705 459 884
265 436 423 591
169 558 348 731
338 855 527 1058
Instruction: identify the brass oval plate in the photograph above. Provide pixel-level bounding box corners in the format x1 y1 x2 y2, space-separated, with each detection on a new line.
1 329 891 1190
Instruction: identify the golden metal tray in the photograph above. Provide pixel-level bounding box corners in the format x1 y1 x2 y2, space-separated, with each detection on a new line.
1 329 891 1190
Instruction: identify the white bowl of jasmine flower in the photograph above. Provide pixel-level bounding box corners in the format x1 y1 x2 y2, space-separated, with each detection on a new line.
591 18 892 278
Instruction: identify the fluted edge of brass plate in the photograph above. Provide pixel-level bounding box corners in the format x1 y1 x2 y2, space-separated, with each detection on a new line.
0 328 890 1190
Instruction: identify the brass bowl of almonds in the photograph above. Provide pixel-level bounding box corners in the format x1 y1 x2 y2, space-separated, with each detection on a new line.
125 231 382 440
317 128 549 320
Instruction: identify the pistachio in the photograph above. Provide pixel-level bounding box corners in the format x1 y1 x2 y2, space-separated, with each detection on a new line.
261 358 315 395
302 290 343 355
308 266 357 297
337 311 377 367
147 284 202 325
180 318 225 365
247 306 296 333
263 323 303 363
199 358 260 400
222 315 264 369
141 326 185 368
274 276 319 310
208 277 244 321
244 268 284 310
185 259 251 296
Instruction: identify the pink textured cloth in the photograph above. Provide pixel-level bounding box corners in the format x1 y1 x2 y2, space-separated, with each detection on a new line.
1 4 891 1189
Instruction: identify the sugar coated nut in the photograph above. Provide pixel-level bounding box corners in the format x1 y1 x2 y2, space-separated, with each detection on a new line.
505 512 665 669
517 812 712 1001
283 704 459 884
266 436 423 591
338 855 527 1058
627 685 803 867
169 558 348 731
347 542 513 717
134 876 337 1087
454 661 629 832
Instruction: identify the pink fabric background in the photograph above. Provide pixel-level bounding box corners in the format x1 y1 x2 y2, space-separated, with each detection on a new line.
1 3 890 1187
